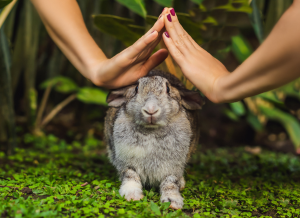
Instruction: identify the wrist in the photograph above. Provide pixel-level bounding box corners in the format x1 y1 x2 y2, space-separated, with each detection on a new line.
87 57 108 87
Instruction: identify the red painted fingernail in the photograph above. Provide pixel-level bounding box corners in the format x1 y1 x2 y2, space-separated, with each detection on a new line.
151 31 154 33
158 15 162 19
162 8 164 12
170 8 175 16
165 31 169 38
167 14 172 22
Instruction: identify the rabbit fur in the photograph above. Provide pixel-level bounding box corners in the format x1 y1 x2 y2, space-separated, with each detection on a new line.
104 70 204 209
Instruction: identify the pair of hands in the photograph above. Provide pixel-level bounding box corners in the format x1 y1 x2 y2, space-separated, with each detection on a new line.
92 8 229 103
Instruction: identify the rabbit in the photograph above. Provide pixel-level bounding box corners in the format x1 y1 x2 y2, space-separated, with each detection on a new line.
104 69 204 209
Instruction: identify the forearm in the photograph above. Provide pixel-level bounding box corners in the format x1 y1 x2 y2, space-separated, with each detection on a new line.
31 0 106 80
216 1 300 103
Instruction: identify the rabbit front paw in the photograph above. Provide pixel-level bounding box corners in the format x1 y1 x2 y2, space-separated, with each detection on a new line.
161 192 184 209
119 180 144 201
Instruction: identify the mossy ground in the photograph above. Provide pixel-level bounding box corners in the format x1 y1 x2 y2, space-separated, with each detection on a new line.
1 134 300 217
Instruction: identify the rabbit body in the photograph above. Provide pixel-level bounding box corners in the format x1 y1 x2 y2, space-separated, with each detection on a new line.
104 70 203 209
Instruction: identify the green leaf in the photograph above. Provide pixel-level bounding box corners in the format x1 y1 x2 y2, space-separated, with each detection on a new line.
246 113 263 131
150 201 161 216
116 0 147 18
40 76 79 94
257 92 283 105
145 15 158 26
231 34 253 63
154 0 173 7
190 0 204 4
0 27 16 154
0 0 12 9
223 108 239 121
76 87 108 106
229 101 246 116
93 14 142 47
259 105 300 148
250 0 264 43
161 201 171 210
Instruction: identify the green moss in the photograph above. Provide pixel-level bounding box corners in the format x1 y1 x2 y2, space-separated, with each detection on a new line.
1 134 300 217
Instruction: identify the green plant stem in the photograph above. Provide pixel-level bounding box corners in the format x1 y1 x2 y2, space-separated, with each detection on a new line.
35 85 52 130
40 94 77 128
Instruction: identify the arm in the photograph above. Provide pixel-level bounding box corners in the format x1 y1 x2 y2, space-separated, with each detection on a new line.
31 0 168 89
162 2 300 103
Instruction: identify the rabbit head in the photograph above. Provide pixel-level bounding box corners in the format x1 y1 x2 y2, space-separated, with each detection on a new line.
106 71 204 129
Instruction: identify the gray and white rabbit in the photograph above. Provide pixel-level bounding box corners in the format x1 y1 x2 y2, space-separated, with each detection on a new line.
104 70 204 209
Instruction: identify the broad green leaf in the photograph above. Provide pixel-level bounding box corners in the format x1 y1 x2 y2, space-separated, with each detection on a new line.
229 101 246 116
145 15 158 26
231 34 253 63
40 76 79 94
223 109 239 121
216 2 252 13
259 105 300 148
190 0 204 4
116 0 147 18
154 0 173 7
77 87 108 106
127 24 145 35
161 201 171 210
257 92 283 105
93 14 142 47
150 201 161 216
0 0 12 9
246 113 263 131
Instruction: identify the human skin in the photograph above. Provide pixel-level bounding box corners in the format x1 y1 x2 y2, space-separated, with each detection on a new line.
31 0 169 89
162 2 300 103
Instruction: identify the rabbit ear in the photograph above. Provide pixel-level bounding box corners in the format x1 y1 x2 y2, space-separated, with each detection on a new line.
106 88 128 107
180 90 205 110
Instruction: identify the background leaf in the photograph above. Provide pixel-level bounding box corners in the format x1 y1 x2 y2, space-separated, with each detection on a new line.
150 201 161 216
93 14 142 46
154 0 173 7
77 87 108 106
40 76 79 94
229 101 246 116
116 0 147 18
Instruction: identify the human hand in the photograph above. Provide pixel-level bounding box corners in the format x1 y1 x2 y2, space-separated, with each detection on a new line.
162 8 230 103
91 10 169 89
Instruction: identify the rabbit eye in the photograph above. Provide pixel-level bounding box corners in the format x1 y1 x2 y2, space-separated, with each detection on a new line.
135 85 139 93
166 83 170 94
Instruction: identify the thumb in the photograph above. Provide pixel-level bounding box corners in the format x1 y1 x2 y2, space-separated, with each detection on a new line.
143 49 168 72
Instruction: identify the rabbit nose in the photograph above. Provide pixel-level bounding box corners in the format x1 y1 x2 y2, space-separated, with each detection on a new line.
143 108 158 115
142 102 161 117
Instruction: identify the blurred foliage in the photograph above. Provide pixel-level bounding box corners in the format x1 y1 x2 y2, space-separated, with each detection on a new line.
229 0 300 149
0 0 300 153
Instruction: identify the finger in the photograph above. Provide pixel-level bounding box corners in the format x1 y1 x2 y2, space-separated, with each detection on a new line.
143 49 169 72
127 31 159 60
168 9 196 51
164 12 189 55
127 15 166 59
162 31 184 64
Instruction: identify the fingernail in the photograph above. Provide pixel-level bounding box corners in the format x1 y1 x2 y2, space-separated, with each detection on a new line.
164 31 169 38
162 8 164 12
167 14 172 22
170 8 175 16
151 31 154 33
158 15 162 19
